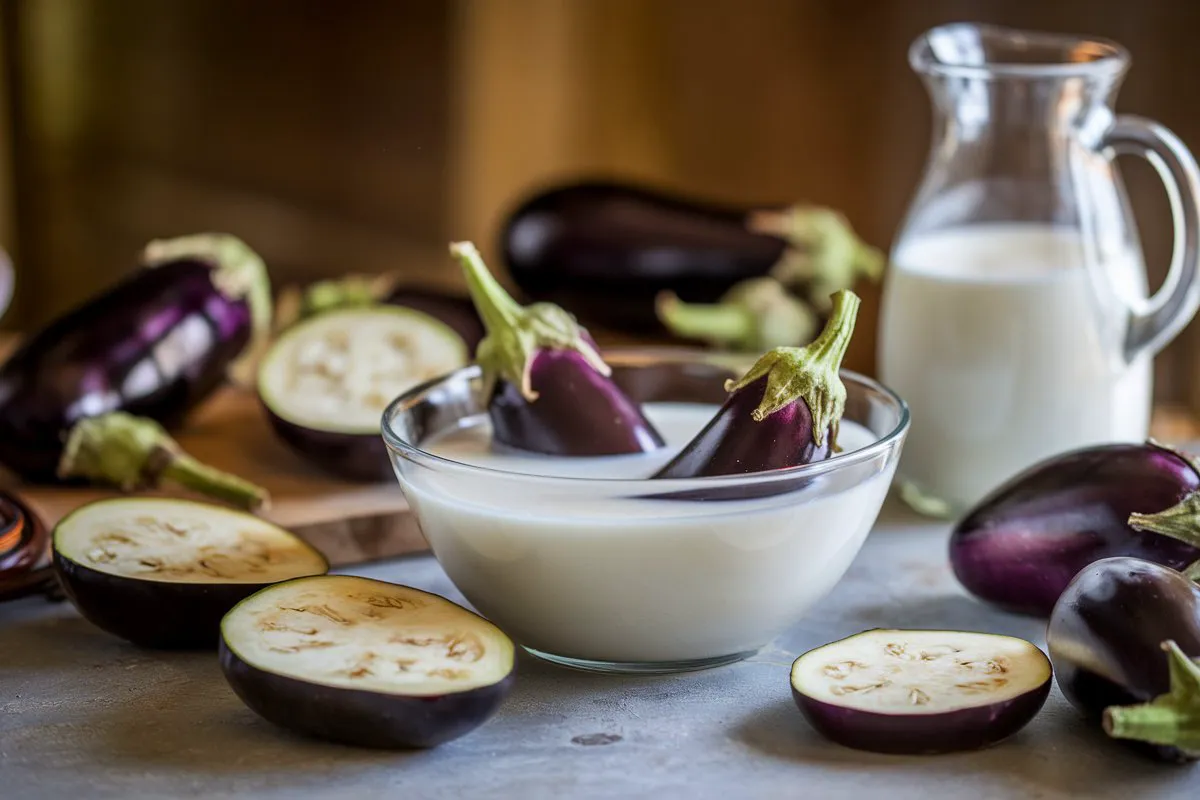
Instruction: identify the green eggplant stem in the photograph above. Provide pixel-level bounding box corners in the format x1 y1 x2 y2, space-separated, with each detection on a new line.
1128 491 1200 550
58 412 270 511
655 291 755 345
1103 640 1200 756
449 241 608 401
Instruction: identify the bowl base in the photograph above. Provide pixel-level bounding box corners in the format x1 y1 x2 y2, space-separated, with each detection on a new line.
523 646 759 675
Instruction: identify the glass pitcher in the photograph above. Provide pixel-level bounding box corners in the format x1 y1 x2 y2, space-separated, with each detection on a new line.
879 23 1200 517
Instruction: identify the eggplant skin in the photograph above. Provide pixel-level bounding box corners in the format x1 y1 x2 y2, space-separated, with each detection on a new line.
52 553 327 650
489 347 666 456
654 375 831 479
949 444 1200 617
0 260 253 481
501 180 786 332
1047 557 1200 763
262 403 393 483
219 641 515 749
791 679 1051 755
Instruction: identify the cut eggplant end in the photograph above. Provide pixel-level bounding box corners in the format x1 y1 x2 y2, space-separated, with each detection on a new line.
220 575 515 748
790 629 1052 755
258 305 468 437
52 498 328 648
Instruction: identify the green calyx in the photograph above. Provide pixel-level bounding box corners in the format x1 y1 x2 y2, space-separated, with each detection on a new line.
723 289 860 450
58 412 270 511
655 277 818 351
142 233 273 385
449 241 608 401
749 206 884 312
1103 640 1200 756
1127 491 1200 550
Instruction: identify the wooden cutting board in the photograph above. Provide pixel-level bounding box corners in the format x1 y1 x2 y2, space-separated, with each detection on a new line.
7 386 427 568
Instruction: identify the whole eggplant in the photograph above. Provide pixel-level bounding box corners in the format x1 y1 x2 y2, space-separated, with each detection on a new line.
449 241 665 456
0 233 272 503
653 289 859 478
1047 556 1200 762
276 273 485 351
949 442 1200 617
500 179 882 334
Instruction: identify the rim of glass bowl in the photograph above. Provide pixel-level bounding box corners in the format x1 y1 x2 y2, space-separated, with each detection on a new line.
381 347 911 491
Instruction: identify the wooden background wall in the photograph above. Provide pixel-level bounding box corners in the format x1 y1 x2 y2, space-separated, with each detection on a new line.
2 0 1200 405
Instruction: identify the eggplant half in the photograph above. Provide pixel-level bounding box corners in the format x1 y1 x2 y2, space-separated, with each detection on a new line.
450 240 665 456
0 233 272 498
219 575 515 748
949 442 1200 617
1047 557 1200 762
258 305 469 481
790 629 1051 755
500 179 882 333
53 497 328 648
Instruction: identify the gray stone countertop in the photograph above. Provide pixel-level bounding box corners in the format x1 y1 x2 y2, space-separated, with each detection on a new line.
4 495 1199 799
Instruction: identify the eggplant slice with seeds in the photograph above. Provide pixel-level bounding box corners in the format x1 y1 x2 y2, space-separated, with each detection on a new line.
258 305 469 481
219 575 515 748
53 497 328 648
790 629 1051 754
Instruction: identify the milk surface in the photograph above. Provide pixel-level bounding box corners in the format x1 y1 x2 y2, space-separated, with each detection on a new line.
399 402 892 663
879 223 1152 511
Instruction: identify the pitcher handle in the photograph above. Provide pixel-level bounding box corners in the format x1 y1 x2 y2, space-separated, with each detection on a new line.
1099 116 1200 362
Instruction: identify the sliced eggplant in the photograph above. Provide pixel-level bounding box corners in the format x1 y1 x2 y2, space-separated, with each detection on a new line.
258 306 469 481
219 575 515 748
52 497 328 648
790 629 1052 755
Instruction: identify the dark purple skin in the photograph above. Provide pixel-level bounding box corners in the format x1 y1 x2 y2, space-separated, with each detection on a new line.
652 375 830 478
489 345 666 456
384 286 485 352
792 679 1051 755
0 260 253 482
501 180 788 332
1047 557 1200 763
52 548 329 649
949 443 1200 618
0 492 58 604
263 407 394 483
219 640 515 749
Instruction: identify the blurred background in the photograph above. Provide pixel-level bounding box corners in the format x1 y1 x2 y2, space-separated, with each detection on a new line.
1 0 1199 419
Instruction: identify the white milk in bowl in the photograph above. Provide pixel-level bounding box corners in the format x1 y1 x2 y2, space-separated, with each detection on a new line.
401 402 893 665
879 223 1151 513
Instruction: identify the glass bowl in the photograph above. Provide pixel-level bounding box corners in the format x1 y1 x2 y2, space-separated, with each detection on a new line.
382 348 909 674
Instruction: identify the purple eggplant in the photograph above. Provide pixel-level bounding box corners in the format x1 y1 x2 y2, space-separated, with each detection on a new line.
1047 557 1200 762
449 241 665 456
219 575 516 748
652 289 859 478
500 179 882 334
258 305 470 482
949 442 1200 618
275 273 485 351
790 629 1051 755
0 233 272 504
